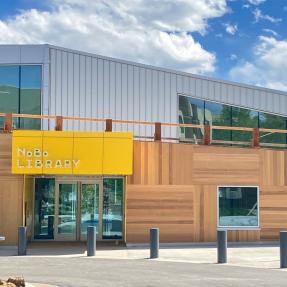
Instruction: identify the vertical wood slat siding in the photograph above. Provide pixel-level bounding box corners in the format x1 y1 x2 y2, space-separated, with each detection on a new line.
0 134 23 245
126 141 286 243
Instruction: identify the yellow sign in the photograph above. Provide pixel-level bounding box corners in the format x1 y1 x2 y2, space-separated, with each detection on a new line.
12 131 133 175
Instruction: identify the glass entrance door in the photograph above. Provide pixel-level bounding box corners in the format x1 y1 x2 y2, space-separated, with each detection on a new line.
54 181 102 241
35 178 123 241
55 182 78 240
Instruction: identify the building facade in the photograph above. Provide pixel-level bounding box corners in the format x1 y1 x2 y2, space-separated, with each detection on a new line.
0 44 287 245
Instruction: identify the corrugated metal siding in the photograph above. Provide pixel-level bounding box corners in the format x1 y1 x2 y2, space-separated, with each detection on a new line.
48 46 287 138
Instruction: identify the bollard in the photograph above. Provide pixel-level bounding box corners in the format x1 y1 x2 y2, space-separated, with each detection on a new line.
18 226 27 256
217 230 227 264
280 231 287 268
150 228 159 259
87 226 96 256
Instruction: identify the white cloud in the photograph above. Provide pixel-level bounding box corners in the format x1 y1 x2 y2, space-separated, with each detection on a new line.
253 8 282 23
223 23 238 35
230 54 237 60
229 36 287 91
262 28 278 37
247 0 266 5
0 0 229 74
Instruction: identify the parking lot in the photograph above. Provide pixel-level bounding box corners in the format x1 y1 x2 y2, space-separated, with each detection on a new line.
1 242 287 286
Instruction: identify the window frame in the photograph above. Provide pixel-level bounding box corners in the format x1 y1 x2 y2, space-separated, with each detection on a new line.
177 93 287 147
0 63 43 130
217 185 260 230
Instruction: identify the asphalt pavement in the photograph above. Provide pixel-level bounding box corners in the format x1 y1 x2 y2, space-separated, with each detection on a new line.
0 256 287 287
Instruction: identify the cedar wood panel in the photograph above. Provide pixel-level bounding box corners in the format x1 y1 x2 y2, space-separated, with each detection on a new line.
126 141 287 243
0 135 286 244
0 134 23 245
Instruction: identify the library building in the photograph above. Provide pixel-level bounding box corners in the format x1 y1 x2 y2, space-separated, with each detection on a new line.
0 44 286 246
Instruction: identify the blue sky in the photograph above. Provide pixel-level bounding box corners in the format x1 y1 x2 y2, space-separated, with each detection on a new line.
0 0 48 19
0 0 286 91
196 0 287 79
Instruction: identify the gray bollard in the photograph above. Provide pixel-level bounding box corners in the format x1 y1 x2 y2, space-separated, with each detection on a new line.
280 231 287 268
87 226 96 257
217 230 227 264
18 226 27 256
150 228 159 259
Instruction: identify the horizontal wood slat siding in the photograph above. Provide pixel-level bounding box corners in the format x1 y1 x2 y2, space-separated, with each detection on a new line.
127 185 194 242
126 141 286 243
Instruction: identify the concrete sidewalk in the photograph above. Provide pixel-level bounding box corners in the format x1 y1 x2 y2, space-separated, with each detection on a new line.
0 241 283 269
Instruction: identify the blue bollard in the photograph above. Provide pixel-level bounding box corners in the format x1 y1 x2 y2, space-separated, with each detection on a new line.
18 226 27 256
217 230 227 263
150 228 159 259
280 231 287 268
87 226 96 256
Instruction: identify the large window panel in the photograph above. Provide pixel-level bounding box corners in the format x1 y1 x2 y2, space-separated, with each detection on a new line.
0 66 19 128
103 178 123 239
205 101 231 143
232 107 258 143
20 65 42 129
259 112 287 145
218 186 259 228
34 178 55 239
179 95 204 142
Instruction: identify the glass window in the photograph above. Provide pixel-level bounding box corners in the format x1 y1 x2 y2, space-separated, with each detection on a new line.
259 112 287 145
0 66 19 128
218 186 259 228
179 95 204 142
58 183 77 236
20 65 42 129
34 178 55 239
81 183 100 236
205 101 231 143
232 107 258 143
103 178 124 239
0 65 41 130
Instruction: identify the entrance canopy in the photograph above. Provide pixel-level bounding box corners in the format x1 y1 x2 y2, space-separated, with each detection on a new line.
12 131 133 175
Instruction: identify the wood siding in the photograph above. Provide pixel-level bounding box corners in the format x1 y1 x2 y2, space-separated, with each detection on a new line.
0 134 287 244
0 134 24 245
126 141 287 243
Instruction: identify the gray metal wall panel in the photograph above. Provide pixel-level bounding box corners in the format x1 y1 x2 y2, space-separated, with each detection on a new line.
47 46 287 138
91 57 98 131
0 46 21 63
0 45 46 64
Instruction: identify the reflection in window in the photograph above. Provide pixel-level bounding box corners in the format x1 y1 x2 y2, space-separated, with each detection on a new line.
0 65 41 130
259 113 287 145
205 101 231 142
0 66 19 128
81 183 99 236
179 95 204 143
20 66 41 129
34 178 55 239
178 94 287 148
218 186 259 228
232 107 258 143
103 178 123 239
58 183 77 235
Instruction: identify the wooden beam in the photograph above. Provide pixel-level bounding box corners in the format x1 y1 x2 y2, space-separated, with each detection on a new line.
252 128 260 148
105 119 113 132
154 122 162 141
55 116 63 131
4 113 13 133
204 125 211 145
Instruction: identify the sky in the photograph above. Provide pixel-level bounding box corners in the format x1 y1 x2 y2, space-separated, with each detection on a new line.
0 0 286 91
